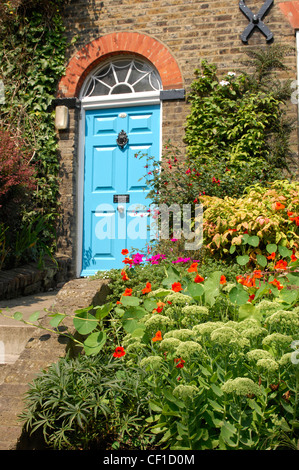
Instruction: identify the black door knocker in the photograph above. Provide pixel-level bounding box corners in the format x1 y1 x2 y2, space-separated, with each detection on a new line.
239 0 273 43
116 130 128 149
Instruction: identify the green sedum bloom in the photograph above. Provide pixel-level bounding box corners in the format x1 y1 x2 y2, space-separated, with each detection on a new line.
164 292 194 306
210 326 250 348
247 348 274 362
164 328 194 341
175 340 203 359
192 321 225 338
265 310 299 334
159 337 182 352
140 356 164 370
256 358 279 373
144 313 174 331
222 377 262 397
262 333 293 352
173 384 199 401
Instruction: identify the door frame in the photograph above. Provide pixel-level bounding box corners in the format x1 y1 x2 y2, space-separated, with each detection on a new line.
76 91 162 277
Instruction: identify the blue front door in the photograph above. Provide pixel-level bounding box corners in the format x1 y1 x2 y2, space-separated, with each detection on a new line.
81 104 161 276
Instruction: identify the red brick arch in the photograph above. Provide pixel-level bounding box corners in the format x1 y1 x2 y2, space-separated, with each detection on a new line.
58 32 183 98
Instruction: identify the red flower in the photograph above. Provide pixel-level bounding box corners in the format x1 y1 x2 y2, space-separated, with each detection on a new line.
267 252 276 260
152 331 163 342
121 249 129 255
274 260 288 270
275 202 285 210
220 275 226 285
123 288 132 296
121 269 129 281
194 274 204 283
122 257 133 265
113 346 126 358
187 262 198 273
269 279 284 290
142 282 152 294
174 357 185 369
172 282 183 292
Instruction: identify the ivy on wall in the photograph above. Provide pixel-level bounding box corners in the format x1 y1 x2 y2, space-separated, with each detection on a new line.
0 0 68 268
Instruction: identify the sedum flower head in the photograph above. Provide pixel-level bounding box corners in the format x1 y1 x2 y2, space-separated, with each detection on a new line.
164 328 194 341
247 349 274 362
278 353 293 367
144 314 174 331
148 288 171 297
164 292 194 306
236 318 261 332
210 327 249 348
140 355 164 370
242 326 268 341
175 340 203 359
222 377 262 397
262 333 293 351
159 337 182 352
182 305 209 317
265 310 299 333
256 358 279 373
173 384 199 401
193 321 225 338
256 299 281 315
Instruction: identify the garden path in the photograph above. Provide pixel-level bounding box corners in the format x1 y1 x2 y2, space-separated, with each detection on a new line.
0 277 111 450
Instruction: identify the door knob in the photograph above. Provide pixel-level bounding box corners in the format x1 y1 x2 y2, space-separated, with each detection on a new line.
117 205 124 213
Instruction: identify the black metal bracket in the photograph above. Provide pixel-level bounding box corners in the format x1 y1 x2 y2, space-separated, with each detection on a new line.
239 0 274 43
116 130 128 149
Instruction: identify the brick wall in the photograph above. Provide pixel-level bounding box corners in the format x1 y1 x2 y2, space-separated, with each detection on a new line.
56 0 299 276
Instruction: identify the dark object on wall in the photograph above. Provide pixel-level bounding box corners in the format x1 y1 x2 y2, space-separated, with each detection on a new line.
239 0 274 43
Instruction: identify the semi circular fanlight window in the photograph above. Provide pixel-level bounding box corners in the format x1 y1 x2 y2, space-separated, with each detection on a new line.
81 58 162 98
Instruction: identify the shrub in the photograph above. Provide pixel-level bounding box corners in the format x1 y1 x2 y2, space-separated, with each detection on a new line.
201 180 299 265
0 126 36 207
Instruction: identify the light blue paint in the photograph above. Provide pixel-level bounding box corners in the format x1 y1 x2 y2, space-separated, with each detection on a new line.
81 104 160 276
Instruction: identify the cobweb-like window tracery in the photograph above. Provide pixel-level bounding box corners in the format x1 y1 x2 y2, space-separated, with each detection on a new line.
82 59 162 98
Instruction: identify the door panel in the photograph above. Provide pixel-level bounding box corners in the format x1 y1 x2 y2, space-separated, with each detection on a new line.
81 104 160 276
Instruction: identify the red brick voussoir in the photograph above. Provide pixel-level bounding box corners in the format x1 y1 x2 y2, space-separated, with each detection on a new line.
57 31 184 98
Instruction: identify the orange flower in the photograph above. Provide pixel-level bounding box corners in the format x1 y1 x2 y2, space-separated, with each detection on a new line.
121 269 130 281
267 252 276 260
275 202 285 210
122 257 133 265
152 331 163 342
153 301 166 313
274 259 288 270
187 262 198 273
123 288 132 296
220 275 226 285
269 279 284 290
172 282 183 292
291 253 298 262
142 282 152 294
194 274 204 283
253 269 263 279
121 249 129 255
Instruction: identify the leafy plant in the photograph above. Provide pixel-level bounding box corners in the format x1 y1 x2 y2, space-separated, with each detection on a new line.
201 179 299 264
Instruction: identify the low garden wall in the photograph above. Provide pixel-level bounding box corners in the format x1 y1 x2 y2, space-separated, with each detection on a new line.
0 255 72 300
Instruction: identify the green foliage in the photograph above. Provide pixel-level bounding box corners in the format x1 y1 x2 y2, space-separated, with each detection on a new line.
185 48 294 173
19 353 154 450
7 248 298 450
201 179 299 264
0 1 67 268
